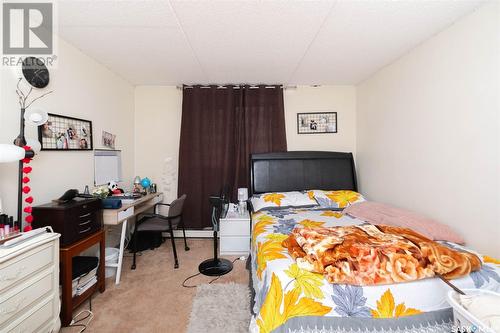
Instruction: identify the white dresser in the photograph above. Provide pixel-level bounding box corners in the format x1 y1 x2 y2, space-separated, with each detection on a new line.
0 232 61 333
219 210 250 256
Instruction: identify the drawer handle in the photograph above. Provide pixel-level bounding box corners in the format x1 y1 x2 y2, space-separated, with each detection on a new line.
79 219 92 226
79 213 91 218
0 296 26 315
0 266 27 282
79 226 92 234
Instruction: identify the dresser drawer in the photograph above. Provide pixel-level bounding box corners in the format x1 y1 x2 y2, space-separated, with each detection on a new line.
0 244 53 293
220 220 250 237
6 296 56 333
76 200 101 216
72 214 100 239
0 270 55 326
220 236 250 255
77 211 94 224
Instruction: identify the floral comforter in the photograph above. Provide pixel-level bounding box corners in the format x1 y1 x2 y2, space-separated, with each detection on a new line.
284 224 481 285
250 208 500 333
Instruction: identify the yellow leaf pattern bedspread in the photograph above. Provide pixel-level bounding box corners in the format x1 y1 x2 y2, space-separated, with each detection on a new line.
250 208 500 333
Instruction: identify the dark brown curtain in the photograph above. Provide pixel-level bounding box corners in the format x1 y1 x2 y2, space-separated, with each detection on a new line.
178 85 287 229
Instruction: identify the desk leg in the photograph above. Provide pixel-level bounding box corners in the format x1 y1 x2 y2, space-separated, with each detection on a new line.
115 219 128 285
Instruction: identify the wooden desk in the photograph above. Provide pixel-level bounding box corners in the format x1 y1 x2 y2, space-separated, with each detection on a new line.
102 192 163 284
60 230 105 327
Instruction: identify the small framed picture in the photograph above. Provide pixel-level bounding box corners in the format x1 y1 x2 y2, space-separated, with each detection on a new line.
297 112 337 134
102 131 116 149
38 113 93 150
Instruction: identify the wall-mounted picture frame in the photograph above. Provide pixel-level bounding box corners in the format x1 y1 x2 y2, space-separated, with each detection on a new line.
297 112 337 134
102 131 116 149
38 113 93 150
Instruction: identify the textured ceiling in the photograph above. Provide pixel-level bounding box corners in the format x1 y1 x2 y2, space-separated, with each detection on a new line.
57 0 485 85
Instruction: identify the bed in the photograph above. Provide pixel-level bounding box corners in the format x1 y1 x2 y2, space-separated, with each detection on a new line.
248 151 500 333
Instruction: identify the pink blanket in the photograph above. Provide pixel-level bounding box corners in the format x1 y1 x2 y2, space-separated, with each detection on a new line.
343 201 465 244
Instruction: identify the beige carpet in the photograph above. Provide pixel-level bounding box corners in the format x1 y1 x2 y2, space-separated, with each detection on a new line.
61 239 249 333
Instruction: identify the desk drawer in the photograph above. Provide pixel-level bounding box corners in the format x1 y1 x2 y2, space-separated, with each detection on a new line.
118 207 134 221
0 244 53 293
0 270 55 326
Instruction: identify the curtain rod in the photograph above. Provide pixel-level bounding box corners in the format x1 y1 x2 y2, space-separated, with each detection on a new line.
176 85 298 90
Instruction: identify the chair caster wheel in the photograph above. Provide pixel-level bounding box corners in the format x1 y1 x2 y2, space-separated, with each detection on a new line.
131 264 136 270
174 263 179 269
185 246 190 251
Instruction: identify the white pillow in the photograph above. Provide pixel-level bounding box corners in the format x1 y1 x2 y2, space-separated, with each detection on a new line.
250 191 318 212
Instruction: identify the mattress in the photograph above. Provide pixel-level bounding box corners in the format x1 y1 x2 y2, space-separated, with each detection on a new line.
249 207 500 333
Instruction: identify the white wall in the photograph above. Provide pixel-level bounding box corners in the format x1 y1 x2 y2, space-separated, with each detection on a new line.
133 85 358 202
134 86 182 204
285 86 356 153
356 3 499 256
0 38 135 222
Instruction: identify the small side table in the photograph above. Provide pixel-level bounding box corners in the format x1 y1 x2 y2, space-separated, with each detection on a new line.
60 230 106 326
219 210 250 256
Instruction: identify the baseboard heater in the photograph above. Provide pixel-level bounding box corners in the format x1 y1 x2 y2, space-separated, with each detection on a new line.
170 230 213 238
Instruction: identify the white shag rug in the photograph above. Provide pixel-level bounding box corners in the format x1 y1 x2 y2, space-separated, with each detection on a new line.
187 283 251 333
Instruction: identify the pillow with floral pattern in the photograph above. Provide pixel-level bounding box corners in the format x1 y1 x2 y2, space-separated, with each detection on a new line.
250 191 318 212
307 190 366 209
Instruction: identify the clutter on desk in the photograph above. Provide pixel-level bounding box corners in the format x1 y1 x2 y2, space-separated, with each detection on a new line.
0 214 21 244
91 181 125 201
78 185 94 199
92 185 110 199
53 188 79 203
107 180 124 195
133 176 156 195
140 177 151 189
101 197 123 209
133 176 142 193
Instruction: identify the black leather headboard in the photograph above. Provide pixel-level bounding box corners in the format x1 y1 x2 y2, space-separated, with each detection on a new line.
250 151 357 195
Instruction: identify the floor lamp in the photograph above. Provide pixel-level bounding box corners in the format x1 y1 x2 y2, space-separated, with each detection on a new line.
2 75 51 231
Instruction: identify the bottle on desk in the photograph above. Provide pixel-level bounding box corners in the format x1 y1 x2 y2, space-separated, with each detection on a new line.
0 215 21 241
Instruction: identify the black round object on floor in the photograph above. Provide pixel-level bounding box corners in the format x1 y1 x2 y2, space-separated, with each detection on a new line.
198 258 233 276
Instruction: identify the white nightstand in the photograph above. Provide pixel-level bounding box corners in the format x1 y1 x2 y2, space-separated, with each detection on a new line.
219 209 250 256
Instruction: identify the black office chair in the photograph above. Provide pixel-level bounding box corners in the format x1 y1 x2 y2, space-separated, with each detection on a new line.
131 194 189 270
